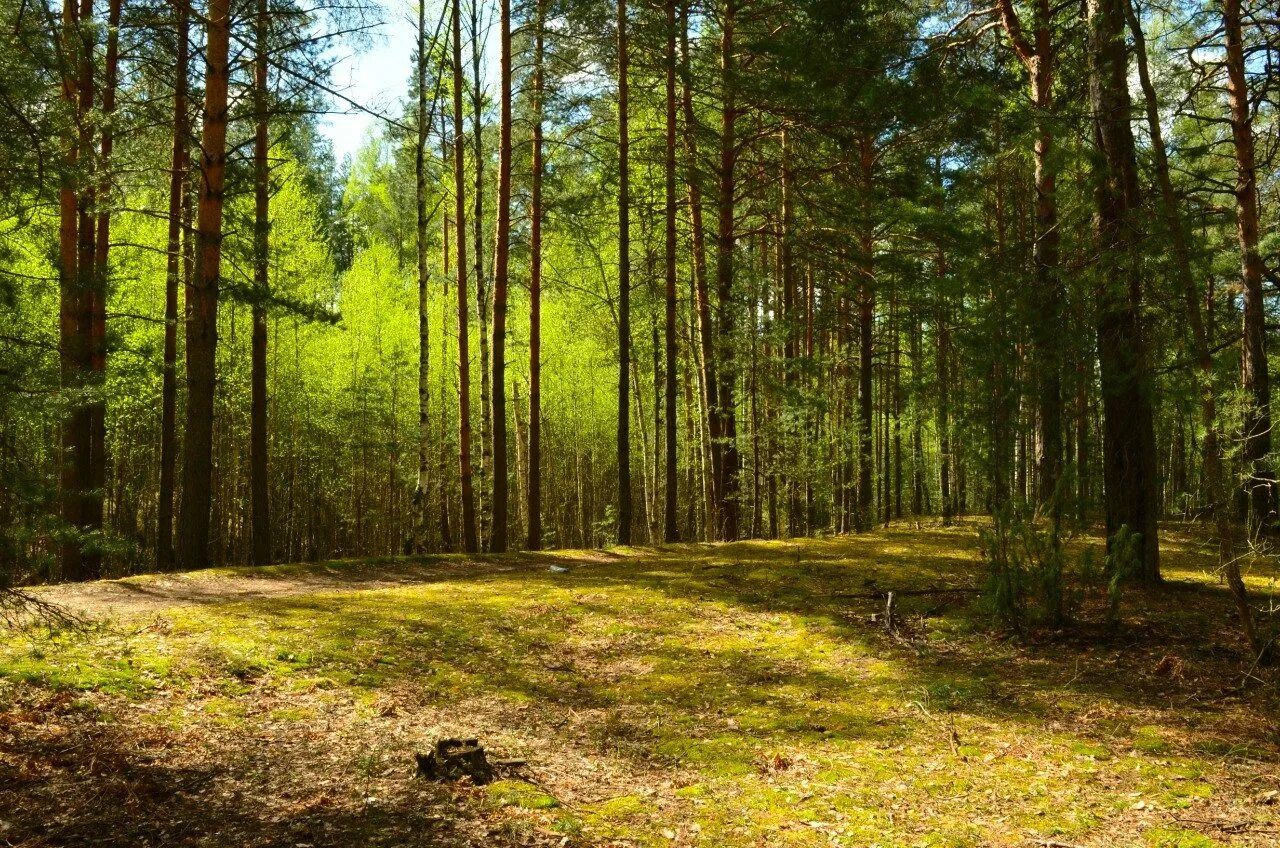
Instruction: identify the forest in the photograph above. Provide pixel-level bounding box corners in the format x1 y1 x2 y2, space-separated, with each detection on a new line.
2 0 1280 844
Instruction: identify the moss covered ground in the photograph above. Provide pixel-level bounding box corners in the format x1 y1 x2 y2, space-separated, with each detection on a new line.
2 522 1278 846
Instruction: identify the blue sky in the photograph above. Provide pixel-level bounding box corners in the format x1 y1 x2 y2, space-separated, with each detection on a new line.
319 0 418 163
318 0 500 165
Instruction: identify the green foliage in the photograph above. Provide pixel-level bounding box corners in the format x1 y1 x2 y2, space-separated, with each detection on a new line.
978 507 1077 633
3 529 1274 845
1105 525 1143 625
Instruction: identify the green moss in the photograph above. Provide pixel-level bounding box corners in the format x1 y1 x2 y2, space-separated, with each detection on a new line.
1069 741 1112 760
1133 726 1172 754
590 794 651 819
1143 826 1220 848
486 779 560 810
268 706 315 722
6 525 1275 848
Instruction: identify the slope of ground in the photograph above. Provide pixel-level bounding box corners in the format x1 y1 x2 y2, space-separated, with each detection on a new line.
2 523 1278 847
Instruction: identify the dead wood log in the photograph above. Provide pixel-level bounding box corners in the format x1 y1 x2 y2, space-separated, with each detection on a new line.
833 586 979 600
415 738 495 784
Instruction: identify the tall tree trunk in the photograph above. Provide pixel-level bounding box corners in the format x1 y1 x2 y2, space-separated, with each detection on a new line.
413 0 432 554
73 0 97 578
58 0 89 580
250 0 271 566
781 131 799 536
911 318 925 516
997 0 1062 512
938 300 953 525
85 0 120 577
805 265 815 530
714 0 740 541
440 201 456 549
1086 0 1160 582
616 0 633 545
680 0 718 533
989 124 1013 511
176 0 231 570
892 289 902 519
158 0 189 570
470 0 490 549
1222 0 1273 529
1128 0 1257 649
527 0 545 551
663 0 679 543
451 0 478 553
856 137 875 530
490 0 512 552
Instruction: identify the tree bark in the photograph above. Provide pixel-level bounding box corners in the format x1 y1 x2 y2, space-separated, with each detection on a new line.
1223 0 1273 529
488 0 509 550
1128 0 1256 647
857 137 875 531
58 0 90 580
158 0 189 570
84 0 120 579
663 0 679 543
714 0 740 541
681 0 718 535
527 0 545 551
1086 0 1160 582
781 131 799 536
997 0 1062 512
250 0 271 566
616 0 633 546
176 0 231 570
412 0 432 555
471 0 490 549
451 0 478 552
490 0 512 552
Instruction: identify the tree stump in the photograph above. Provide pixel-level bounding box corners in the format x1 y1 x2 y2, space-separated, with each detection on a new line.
415 738 495 784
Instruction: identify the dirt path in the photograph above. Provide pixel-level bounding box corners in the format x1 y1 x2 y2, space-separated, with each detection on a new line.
35 552 588 618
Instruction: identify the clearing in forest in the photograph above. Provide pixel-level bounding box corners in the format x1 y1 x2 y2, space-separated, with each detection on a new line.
2 523 1278 847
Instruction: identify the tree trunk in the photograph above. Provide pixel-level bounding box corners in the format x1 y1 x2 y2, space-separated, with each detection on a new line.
663 0 679 543
681 0 718 534
1128 0 1257 648
616 0 633 546
1222 0 1273 529
781 131 799 536
471 0 490 549
805 265 815 530
58 0 89 580
714 0 740 541
451 0 478 553
413 0 432 554
938 302 953 526
440 203 455 550
176 0 231 570
490 0 512 552
1086 0 1160 582
997 0 1062 513
250 0 271 566
158 0 189 570
527 0 545 551
857 138 875 531
74 0 97 578
84 0 120 578
892 289 902 519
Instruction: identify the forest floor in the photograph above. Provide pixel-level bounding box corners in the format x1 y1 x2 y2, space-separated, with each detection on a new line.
2 522 1280 848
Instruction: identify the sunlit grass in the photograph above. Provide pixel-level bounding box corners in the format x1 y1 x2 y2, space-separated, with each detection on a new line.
2 521 1277 846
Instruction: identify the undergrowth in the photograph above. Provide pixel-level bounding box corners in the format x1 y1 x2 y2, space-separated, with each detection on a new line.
1 523 1276 847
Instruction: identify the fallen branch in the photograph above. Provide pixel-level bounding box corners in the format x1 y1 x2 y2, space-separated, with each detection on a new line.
833 586 979 600
1 587 89 631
